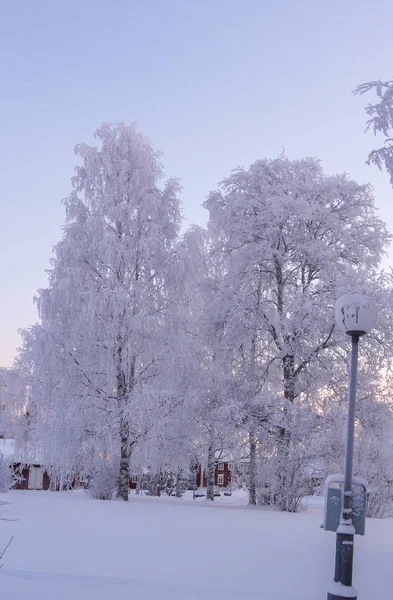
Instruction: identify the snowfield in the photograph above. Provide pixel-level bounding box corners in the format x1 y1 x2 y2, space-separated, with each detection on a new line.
0 490 391 599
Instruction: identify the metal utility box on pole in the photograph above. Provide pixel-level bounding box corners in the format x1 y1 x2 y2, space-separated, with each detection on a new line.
324 475 368 536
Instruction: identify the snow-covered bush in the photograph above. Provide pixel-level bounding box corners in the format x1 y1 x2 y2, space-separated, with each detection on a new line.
255 406 336 512
356 447 393 519
88 460 119 500
355 438 393 519
256 444 314 513
354 398 393 519
366 481 393 519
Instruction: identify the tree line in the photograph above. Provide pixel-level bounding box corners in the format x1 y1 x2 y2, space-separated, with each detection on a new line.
2 78 393 514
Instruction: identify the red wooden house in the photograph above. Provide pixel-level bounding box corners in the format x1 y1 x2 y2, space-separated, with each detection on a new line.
196 460 233 488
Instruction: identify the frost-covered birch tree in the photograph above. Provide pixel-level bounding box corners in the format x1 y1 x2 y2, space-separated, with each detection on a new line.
18 123 182 500
205 154 391 510
179 226 237 500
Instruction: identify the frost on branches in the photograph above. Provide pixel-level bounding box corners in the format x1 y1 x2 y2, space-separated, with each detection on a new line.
17 123 183 501
204 155 392 511
88 458 119 500
355 78 393 184
8 128 393 514
178 226 239 502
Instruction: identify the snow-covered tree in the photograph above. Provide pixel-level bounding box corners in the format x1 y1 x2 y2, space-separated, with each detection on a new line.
204 154 391 510
17 123 183 500
178 225 239 501
355 78 393 184
6 121 393 516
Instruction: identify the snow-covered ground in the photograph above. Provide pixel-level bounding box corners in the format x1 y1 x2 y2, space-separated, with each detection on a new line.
0 489 391 599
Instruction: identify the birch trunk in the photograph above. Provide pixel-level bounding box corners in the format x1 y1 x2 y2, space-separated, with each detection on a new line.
206 441 215 501
118 421 131 501
274 256 295 510
277 353 295 511
248 334 258 506
116 341 134 501
175 470 182 498
249 429 257 505
49 475 57 492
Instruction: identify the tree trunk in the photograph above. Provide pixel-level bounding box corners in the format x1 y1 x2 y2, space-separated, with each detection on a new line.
206 442 215 501
118 421 131 501
277 353 295 511
175 470 182 498
116 343 134 502
193 469 197 500
249 429 257 505
151 475 159 497
248 334 258 506
274 253 296 510
49 474 57 492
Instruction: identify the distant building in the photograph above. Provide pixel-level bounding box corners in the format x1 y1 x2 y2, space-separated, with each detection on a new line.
1 438 50 491
196 451 250 489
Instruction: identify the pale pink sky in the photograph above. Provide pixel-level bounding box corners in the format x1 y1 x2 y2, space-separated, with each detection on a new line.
1 0 393 366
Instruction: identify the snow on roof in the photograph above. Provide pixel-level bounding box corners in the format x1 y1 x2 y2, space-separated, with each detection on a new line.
214 450 249 463
0 439 15 459
0 439 43 464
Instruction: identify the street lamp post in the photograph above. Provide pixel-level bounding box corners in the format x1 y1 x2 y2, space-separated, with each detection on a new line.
327 293 377 600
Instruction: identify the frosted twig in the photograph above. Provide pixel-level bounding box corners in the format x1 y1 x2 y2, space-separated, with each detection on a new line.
0 535 14 568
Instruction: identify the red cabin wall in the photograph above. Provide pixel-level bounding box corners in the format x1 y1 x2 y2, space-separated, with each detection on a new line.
11 464 51 491
195 462 232 488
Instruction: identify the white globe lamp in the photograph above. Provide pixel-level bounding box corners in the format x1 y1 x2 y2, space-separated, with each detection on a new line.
334 293 377 337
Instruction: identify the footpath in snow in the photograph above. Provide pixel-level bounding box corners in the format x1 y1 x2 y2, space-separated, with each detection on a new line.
0 489 391 599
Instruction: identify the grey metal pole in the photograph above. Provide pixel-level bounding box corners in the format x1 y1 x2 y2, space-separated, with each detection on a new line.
344 335 359 502
328 334 359 600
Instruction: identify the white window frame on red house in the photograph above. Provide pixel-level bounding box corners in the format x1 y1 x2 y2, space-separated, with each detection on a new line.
228 463 232 471
217 473 224 485
131 475 138 483
218 462 224 470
